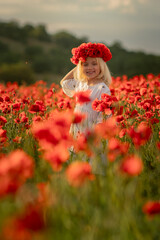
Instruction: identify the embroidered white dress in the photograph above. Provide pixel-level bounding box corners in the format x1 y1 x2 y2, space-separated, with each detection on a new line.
62 79 111 138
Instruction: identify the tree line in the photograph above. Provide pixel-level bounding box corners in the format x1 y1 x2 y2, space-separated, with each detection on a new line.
0 20 159 85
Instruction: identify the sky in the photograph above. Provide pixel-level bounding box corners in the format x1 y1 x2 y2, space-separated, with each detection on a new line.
0 0 160 55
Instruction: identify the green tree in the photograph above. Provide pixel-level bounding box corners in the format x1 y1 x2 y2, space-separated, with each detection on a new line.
25 46 44 59
0 41 23 64
52 31 88 49
49 46 73 74
32 54 53 73
22 24 34 38
31 24 51 41
0 21 27 42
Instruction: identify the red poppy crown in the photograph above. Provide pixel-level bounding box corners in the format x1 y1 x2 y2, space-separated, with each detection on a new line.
70 42 112 65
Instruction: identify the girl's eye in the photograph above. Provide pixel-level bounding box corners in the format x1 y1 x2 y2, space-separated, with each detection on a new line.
83 62 97 66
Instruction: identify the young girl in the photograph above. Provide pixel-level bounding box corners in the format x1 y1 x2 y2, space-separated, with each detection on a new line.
60 42 112 138
60 42 112 174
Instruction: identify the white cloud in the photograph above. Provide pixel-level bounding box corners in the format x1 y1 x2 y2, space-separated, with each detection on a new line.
103 0 135 13
0 0 148 17
108 0 127 9
0 0 45 3
0 7 18 16
97 0 130 8
35 0 135 13
83 0 149 13
138 0 148 3
76 0 136 13
42 3 79 12
0 0 23 3
86 6 105 12
48 22 91 32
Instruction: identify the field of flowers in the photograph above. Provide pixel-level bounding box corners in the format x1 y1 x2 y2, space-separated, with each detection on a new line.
0 73 160 240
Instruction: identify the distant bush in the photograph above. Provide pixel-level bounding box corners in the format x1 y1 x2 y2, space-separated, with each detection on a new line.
49 47 72 74
24 46 51 73
25 45 44 58
0 21 27 42
0 62 35 85
32 55 53 73
109 42 160 77
0 41 9 52
0 41 22 64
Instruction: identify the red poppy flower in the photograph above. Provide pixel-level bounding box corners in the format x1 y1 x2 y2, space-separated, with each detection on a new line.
14 117 21 124
4 95 11 102
44 143 70 171
120 154 143 176
92 100 107 112
28 104 42 113
119 129 127 138
0 116 7 126
0 150 34 198
73 131 94 157
1 204 46 240
150 118 159 125
127 122 152 148
32 121 60 146
157 142 160 150
32 116 42 122
95 117 119 139
17 205 46 231
66 161 95 187
74 90 91 105
107 137 129 162
92 94 118 115
129 109 138 118
147 73 154 80
143 201 160 216
140 88 147 96
0 129 7 138
116 115 124 123
12 136 22 143
72 112 86 124
12 103 21 111
104 108 112 116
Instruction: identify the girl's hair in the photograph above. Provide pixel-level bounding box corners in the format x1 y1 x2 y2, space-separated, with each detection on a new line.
73 57 112 86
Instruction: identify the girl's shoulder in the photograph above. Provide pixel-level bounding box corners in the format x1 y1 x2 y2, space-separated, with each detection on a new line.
90 82 111 96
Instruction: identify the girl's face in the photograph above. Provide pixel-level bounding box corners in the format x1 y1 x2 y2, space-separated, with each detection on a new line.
82 57 100 80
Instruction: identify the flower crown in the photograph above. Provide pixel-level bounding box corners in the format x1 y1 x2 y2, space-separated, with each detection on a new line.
70 42 112 65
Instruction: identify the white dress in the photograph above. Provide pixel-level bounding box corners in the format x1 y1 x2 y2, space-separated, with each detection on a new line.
62 79 111 138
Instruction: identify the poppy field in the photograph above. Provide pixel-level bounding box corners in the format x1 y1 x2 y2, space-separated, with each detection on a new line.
0 73 160 240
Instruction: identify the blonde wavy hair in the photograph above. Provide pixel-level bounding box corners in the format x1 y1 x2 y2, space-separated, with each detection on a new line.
73 57 112 87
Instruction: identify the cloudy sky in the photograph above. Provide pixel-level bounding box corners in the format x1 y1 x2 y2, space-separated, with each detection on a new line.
0 0 160 54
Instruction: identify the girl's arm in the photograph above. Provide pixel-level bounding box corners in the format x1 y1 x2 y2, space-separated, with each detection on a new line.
60 67 77 86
